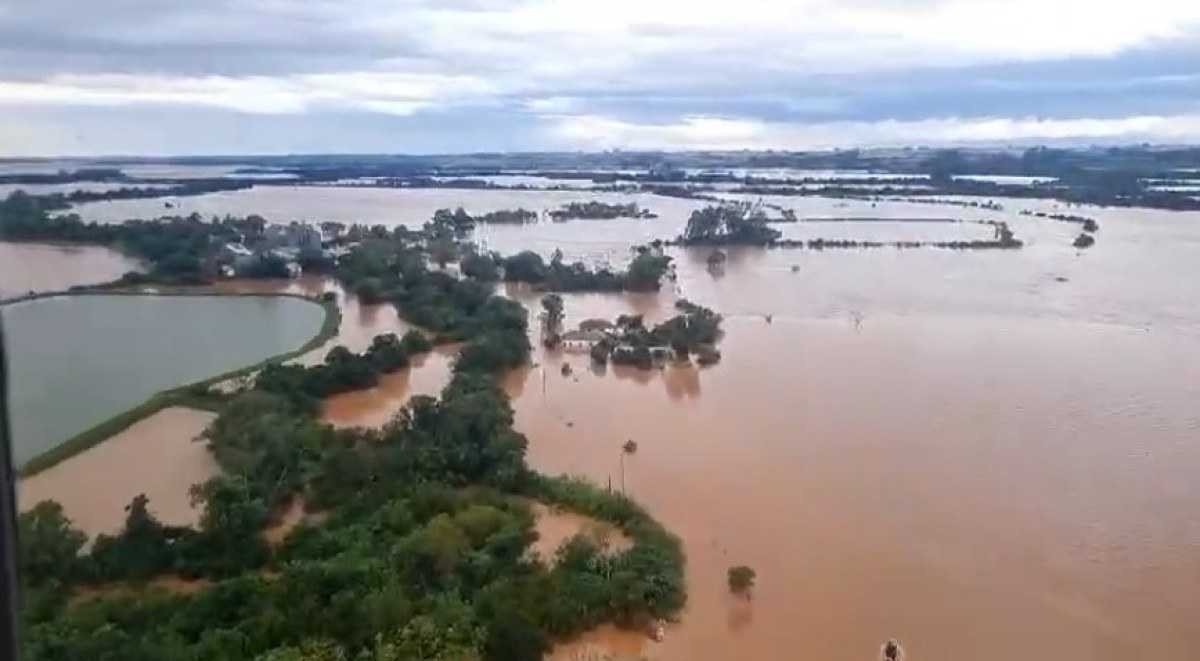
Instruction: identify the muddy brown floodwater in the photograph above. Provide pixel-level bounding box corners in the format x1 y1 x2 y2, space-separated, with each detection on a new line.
213 276 461 423
528 500 633 563
11 190 1200 660
516 306 1200 661
0 241 142 300
279 231 1200 661
18 407 219 539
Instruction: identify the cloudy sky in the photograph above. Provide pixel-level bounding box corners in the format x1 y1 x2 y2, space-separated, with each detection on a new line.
2 0 1200 155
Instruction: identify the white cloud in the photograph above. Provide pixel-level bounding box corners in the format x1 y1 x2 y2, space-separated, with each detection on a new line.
0 71 495 115
523 96 581 113
549 113 1200 150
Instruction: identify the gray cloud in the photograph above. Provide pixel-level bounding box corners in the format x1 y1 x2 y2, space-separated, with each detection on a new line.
1 0 1199 154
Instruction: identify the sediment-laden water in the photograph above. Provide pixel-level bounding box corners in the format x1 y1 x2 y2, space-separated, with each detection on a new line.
9 186 1200 660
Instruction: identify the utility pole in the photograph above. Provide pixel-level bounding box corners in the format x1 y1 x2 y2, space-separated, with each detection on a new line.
619 449 625 495
619 438 637 496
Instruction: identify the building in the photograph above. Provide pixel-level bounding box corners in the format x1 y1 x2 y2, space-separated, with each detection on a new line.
559 329 609 352
221 242 258 271
263 222 326 256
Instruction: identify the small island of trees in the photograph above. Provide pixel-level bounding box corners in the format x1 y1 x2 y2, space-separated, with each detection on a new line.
498 246 673 293
574 299 723 369
549 201 657 221
674 203 1024 250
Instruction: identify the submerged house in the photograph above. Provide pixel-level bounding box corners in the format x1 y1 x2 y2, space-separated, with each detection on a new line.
559 329 609 352
221 242 257 273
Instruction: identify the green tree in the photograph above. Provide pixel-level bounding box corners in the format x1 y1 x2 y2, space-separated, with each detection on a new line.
187 476 270 575
728 565 756 595
18 500 88 585
461 251 501 281
540 294 564 329
484 610 547 661
400 329 433 355
501 251 547 283
256 639 348 661
90 494 174 580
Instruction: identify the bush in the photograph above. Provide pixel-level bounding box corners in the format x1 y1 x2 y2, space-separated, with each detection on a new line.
728 565 756 595
400 329 433 355
354 277 386 303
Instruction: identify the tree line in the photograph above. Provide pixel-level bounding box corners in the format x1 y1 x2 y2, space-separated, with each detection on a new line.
0 192 290 285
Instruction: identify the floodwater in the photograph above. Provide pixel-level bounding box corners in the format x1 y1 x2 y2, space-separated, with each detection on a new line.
510 197 1200 660
64 184 704 229
499 198 1200 661
10 186 1200 660
321 346 458 428
1 294 325 465
529 500 633 563
0 241 142 300
212 193 1200 661
18 407 218 538
520 312 1200 661
211 275 459 422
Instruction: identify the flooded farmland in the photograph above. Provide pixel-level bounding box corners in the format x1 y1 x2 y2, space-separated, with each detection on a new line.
7 184 1200 660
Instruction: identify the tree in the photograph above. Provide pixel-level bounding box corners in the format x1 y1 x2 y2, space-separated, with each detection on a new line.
90 494 175 580
354 277 386 304
256 639 348 661
727 565 756 596
429 238 459 269
501 251 547 282
193 476 269 538
540 294 564 329
18 501 88 585
681 204 779 246
484 611 548 661
367 333 409 371
625 250 672 291
400 329 433 355
461 251 501 281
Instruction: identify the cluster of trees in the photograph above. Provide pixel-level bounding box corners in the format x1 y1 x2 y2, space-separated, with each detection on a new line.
422 207 538 237
343 210 671 297
548 202 656 221
1020 210 1100 233
678 204 782 246
476 208 539 224
0 192 285 284
500 247 672 293
36 179 252 206
590 300 724 368
256 332 433 412
19 327 684 661
336 238 529 366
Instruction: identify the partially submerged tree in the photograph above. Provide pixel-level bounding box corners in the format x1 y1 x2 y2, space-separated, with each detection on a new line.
728 565 757 596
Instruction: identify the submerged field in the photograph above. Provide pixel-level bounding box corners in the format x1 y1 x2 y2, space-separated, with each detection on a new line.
6 181 1200 659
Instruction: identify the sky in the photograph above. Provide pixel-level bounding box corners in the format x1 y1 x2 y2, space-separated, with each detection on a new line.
2 0 1200 156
